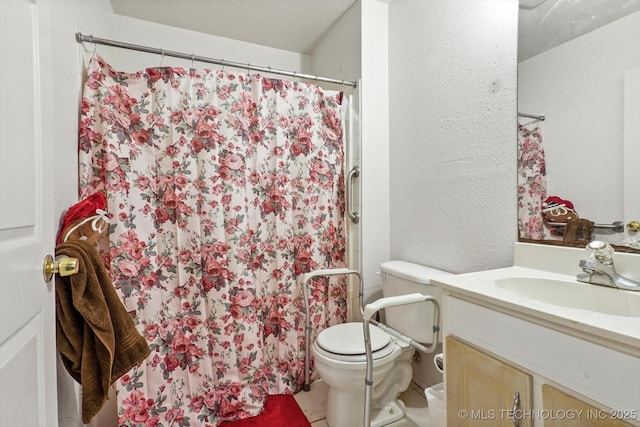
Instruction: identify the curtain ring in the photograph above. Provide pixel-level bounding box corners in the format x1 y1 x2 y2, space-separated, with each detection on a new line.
191 53 195 68
86 34 96 55
159 49 165 67
221 59 225 71
247 63 251 81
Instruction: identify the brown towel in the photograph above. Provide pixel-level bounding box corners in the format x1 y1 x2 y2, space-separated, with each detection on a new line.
55 240 150 423
563 218 595 243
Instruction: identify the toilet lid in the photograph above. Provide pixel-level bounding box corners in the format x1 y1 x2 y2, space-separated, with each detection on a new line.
316 322 391 355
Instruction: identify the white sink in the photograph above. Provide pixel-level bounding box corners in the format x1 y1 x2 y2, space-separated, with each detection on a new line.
494 277 640 317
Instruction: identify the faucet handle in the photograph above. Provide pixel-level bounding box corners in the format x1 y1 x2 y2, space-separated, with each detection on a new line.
585 240 614 264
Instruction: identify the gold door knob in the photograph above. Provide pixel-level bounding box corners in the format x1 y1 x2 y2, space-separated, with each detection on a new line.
43 255 79 282
627 221 640 232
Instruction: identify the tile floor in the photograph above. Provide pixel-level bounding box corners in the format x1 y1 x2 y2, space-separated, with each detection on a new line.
294 380 433 427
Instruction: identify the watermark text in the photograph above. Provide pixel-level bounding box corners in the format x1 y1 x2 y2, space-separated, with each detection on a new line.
456 408 639 422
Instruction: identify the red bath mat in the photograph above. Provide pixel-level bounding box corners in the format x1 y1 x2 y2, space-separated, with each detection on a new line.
219 394 310 427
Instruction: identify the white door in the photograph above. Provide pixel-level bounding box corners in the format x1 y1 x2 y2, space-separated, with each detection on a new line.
0 0 58 426
624 67 640 243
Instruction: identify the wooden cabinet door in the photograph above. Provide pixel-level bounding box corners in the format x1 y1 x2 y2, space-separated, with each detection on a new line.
446 336 533 427
543 384 637 427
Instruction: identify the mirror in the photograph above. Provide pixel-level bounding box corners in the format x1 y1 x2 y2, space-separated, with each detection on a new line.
517 0 640 253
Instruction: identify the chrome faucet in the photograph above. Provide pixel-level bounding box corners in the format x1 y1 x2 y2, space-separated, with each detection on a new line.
577 241 640 291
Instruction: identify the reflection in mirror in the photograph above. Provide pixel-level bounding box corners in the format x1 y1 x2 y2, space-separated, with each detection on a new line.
517 0 640 253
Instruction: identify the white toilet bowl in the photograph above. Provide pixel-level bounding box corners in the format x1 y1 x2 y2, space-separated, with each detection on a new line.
308 260 450 426
311 322 414 427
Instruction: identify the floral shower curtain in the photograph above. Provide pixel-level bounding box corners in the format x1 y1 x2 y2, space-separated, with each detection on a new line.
78 54 347 426
517 124 547 240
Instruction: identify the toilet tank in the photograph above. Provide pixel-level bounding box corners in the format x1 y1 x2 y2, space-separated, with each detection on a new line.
381 260 452 344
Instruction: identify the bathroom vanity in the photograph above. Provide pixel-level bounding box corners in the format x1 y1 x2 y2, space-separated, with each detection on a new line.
435 243 640 427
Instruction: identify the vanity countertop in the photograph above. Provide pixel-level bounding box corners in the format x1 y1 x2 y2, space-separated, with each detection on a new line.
433 264 640 356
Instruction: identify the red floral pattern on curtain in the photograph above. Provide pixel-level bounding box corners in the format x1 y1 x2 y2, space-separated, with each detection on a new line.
78 54 347 426
517 124 547 240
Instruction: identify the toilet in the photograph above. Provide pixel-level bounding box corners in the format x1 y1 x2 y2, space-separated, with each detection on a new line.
311 260 451 427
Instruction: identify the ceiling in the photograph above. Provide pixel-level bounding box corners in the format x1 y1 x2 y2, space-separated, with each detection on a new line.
110 0 640 60
109 0 357 55
519 0 640 61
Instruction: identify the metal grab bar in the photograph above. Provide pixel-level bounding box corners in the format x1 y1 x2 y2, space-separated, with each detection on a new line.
362 294 441 427
547 221 624 233
346 166 360 224
594 221 624 231
301 268 362 391
302 269 441 427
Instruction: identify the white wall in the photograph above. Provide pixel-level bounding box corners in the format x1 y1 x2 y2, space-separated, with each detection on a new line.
111 15 310 73
518 11 640 236
360 0 391 302
311 0 361 85
388 0 518 274
49 0 115 231
46 2 114 425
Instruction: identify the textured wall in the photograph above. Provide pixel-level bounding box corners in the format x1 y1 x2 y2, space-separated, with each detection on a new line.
388 0 518 273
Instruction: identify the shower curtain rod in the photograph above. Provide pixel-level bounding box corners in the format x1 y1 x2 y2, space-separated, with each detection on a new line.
518 112 545 121
76 32 358 88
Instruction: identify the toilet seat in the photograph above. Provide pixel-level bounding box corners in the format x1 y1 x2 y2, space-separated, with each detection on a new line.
315 323 395 362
